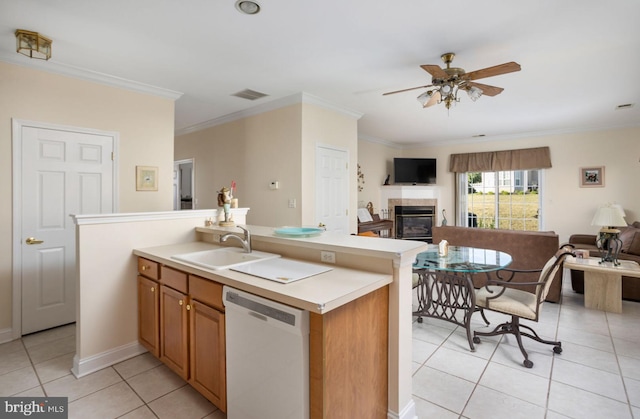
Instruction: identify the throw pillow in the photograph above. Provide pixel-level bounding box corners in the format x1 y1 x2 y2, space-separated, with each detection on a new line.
627 232 640 256
619 227 639 253
633 221 640 229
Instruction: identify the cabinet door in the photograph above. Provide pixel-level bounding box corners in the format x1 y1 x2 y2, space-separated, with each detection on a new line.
137 276 159 357
160 285 190 380
189 300 226 412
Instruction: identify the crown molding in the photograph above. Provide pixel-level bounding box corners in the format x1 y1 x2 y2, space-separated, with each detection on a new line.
358 134 403 149
0 52 183 100
175 92 363 136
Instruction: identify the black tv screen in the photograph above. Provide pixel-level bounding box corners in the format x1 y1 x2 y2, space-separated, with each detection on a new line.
394 158 437 184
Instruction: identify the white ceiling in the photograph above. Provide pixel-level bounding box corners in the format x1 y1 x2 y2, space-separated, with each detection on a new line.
2 0 639 146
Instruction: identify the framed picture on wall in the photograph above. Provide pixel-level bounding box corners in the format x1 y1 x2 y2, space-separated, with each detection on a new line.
136 166 158 191
579 166 604 188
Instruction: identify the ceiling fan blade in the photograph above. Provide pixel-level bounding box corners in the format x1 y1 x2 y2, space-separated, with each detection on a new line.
383 84 433 96
465 62 521 81
420 64 448 80
424 90 441 107
467 82 504 97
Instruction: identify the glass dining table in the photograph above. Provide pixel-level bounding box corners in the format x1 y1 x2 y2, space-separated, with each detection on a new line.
412 246 512 351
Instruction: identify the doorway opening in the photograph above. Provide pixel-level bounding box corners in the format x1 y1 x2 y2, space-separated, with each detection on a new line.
173 159 195 210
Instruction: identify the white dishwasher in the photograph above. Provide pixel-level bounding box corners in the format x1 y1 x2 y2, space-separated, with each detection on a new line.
223 286 309 419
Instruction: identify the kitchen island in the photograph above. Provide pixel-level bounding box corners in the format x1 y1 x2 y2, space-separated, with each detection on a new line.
73 211 427 419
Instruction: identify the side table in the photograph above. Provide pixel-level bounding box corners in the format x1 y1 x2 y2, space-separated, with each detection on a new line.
564 256 640 313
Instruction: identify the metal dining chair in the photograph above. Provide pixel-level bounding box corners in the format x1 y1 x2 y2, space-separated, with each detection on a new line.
472 244 575 368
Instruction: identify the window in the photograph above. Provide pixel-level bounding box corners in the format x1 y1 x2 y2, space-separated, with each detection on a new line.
458 170 542 231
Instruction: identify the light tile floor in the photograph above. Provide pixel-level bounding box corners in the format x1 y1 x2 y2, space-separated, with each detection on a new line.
1 277 639 418
0 323 225 419
412 277 640 419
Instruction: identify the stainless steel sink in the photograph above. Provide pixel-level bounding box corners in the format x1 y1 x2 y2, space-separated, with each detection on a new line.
171 247 280 270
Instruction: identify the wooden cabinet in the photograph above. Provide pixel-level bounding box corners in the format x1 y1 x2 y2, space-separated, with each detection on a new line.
137 275 160 357
189 274 226 411
160 284 190 379
137 258 226 412
189 299 226 409
159 266 190 380
137 258 160 357
310 286 389 419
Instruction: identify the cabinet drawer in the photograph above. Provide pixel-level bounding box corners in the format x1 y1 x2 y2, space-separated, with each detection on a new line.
189 275 223 311
161 266 188 293
138 258 159 280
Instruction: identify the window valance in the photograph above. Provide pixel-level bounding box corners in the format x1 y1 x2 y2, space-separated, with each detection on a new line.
449 146 551 172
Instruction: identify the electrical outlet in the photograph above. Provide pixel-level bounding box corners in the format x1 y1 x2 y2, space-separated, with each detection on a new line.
288 198 296 208
321 251 336 264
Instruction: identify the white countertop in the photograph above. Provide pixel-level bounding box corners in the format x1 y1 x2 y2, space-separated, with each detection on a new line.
134 241 394 314
196 225 427 258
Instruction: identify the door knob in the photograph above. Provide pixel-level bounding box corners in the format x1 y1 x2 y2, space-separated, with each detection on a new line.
25 237 44 245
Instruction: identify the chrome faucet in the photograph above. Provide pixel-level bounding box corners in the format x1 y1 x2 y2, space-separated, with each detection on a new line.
220 226 252 253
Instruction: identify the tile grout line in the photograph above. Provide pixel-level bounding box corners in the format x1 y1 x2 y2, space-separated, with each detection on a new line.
605 310 635 419
112 367 161 419
20 336 47 397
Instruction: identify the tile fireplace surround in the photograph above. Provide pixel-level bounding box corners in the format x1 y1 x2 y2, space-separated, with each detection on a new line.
381 186 440 238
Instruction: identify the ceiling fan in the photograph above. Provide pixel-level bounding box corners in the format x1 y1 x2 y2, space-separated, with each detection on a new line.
383 53 521 109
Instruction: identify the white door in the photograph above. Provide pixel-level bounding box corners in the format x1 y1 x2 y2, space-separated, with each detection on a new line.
16 122 115 335
315 145 349 233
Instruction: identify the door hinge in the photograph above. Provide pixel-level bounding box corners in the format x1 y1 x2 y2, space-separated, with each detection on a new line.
346 209 348 215
111 152 114 161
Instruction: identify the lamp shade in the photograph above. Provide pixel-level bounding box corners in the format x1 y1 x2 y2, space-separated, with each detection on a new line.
611 204 626 217
591 205 627 227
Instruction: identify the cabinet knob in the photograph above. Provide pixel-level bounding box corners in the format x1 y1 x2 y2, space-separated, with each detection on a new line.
186 304 191 311
141 265 148 271
150 286 155 292
179 300 183 306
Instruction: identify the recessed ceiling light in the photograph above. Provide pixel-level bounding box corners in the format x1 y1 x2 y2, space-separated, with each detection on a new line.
235 0 261 15
616 103 634 110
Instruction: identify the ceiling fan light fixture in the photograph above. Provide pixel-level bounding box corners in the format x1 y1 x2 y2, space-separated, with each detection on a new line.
416 91 432 106
467 86 483 102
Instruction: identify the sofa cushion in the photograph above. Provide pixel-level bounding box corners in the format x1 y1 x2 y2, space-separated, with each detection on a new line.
619 226 640 253
627 232 640 256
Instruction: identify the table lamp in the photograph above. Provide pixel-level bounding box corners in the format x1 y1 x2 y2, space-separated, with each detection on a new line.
591 204 627 265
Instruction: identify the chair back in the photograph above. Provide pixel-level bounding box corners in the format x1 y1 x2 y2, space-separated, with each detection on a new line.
536 245 575 306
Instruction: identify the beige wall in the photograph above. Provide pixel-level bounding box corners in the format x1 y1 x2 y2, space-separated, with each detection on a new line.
357 139 402 211
300 103 359 231
0 61 175 332
175 101 360 231
358 126 640 243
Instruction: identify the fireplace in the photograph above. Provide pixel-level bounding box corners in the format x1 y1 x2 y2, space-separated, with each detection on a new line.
395 205 435 242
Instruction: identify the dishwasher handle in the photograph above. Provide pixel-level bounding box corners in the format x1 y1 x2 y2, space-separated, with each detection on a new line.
248 311 268 322
223 286 309 335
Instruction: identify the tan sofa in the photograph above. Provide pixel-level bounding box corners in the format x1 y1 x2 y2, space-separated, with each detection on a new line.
569 221 640 302
432 226 562 302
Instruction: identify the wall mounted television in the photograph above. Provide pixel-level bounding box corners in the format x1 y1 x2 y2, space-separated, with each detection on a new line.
393 158 437 184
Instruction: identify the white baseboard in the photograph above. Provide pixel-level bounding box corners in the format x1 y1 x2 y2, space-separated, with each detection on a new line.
71 341 147 378
388 399 417 419
0 328 15 344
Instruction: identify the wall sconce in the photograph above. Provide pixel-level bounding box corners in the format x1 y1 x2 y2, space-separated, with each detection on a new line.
15 29 52 60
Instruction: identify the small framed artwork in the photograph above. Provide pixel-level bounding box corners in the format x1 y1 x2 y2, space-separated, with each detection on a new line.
579 166 604 188
136 166 158 191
